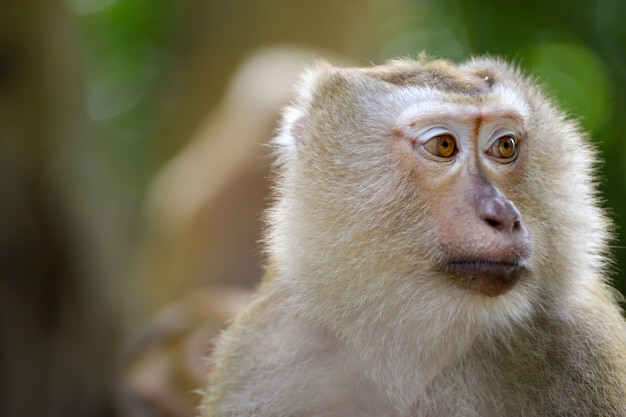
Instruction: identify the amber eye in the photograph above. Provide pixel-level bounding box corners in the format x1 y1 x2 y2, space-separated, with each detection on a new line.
423 134 457 158
488 135 517 161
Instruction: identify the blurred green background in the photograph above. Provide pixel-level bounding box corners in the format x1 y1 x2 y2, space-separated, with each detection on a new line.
1 0 625 416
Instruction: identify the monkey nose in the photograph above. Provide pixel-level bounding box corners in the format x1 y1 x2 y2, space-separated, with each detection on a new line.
480 197 522 233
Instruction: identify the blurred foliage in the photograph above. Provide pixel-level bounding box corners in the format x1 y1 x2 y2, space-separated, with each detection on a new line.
67 0 180 197
74 0 626 293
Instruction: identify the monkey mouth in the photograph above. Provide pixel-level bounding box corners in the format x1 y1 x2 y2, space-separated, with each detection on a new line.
443 259 527 297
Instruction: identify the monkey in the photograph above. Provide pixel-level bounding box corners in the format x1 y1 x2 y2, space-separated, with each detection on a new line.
199 56 626 417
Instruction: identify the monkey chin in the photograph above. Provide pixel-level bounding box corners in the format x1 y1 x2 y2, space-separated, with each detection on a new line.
444 260 527 297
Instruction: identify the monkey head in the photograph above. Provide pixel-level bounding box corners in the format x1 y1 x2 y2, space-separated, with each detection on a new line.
268 57 609 335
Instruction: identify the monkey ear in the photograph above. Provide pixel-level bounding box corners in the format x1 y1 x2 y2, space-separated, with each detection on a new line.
273 104 305 164
272 60 339 164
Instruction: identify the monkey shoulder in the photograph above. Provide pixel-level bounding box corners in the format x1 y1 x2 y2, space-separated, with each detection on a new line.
428 297 626 417
201 286 394 417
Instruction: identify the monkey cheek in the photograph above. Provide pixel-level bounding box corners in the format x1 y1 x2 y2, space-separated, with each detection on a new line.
445 263 526 297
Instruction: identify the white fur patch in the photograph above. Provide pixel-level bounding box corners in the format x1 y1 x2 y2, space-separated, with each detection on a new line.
272 65 328 163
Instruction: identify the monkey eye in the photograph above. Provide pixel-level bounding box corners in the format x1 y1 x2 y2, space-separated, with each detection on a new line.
487 135 517 161
423 134 458 158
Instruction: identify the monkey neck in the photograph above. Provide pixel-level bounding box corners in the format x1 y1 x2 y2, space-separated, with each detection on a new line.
344 297 483 408
278 272 529 410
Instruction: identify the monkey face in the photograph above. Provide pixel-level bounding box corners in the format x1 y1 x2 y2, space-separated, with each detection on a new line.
392 93 533 297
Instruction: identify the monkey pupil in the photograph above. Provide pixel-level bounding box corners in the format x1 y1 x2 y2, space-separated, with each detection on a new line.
438 136 455 156
498 137 515 157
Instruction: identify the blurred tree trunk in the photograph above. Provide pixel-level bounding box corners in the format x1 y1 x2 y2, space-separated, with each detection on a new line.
0 1 127 416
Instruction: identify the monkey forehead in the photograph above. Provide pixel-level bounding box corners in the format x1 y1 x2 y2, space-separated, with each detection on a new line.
395 85 530 128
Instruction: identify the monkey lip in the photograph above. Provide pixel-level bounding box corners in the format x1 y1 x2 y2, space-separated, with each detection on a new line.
446 259 525 273
444 259 527 297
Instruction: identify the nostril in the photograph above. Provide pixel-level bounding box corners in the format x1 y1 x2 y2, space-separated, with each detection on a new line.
485 218 502 229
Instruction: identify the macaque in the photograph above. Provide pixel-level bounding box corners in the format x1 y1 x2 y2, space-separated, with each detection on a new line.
200 56 626 416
